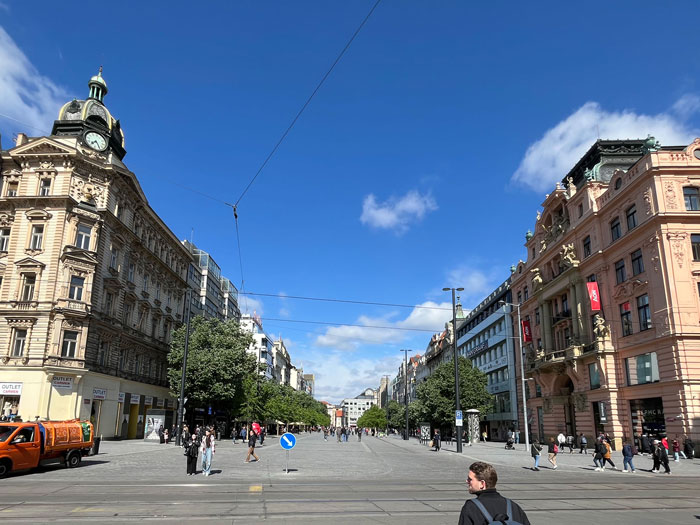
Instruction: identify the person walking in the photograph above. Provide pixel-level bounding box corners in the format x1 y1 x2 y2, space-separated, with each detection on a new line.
683 435 695 459
358 428 362 442
531 440 542 471
547 437 558 469
661 435 669 452
240 426 247 443
593 439 605 471
200 427 215 476
601 438 616 470
245 428 260 463
652 439 671 474
566 434 575 453
336 427 342 443
259 426 266 446
184 426 200 476
556 432 566 452
672 439 682 461
459 461 531 525
622 439 636 473
323 427 328 441
159 425 165 444
578 433 588 454
640 433 651 456
433 429 441 452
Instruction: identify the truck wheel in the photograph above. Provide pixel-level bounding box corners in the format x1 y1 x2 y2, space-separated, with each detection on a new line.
0 459 11 478
66 452 81 468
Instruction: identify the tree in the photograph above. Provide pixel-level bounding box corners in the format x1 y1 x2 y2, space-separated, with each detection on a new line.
167 316 257 413
416 356 492 428
386 400 405 430
356 405 387 429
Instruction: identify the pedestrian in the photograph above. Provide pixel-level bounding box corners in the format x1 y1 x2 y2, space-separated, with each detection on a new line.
240 426 246 443
683 435 695 459
159 425 165 444
245 428 260 463
556 431 565 452
566 434 575 453
342 427 347 442
531 439 542 471
672 439 682 461
640 433 651 455
358 428 362 442
547 437 558 469
259 426 266 446
433 429 441 452
184 426 200 476
622 439 636 473
336 427 341 443
199 427 215 476
323 427 328 441
459 461 531 525
601 438 616 470
481 430 487 443
652 439 671 474
661 435 669 452
578 433 588 454
593 439 605 471
164 428 169 444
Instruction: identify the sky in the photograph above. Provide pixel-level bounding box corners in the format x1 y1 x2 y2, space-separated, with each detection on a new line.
1 1 700 404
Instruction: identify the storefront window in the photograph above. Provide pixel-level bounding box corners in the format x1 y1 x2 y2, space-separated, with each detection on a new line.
630 397 665 437
626 352 659 385
589 362 601 389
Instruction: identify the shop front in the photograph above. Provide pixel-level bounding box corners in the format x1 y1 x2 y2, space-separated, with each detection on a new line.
629 397 665 438
1 382 22 420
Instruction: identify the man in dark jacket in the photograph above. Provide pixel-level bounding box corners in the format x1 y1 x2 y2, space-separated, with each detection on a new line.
458 461 531 525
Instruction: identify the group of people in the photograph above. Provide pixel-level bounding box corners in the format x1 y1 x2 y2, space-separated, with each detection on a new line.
181 423 262 476
1 401 19 422
529 431 695 474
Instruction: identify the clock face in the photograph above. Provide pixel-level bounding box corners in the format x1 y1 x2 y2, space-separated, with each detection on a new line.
84 131 107 151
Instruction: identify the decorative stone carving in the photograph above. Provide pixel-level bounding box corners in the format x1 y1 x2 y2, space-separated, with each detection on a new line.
593 314 609 340
560 243 579 268
571 392 588 412
543 398 553 414
531 268 543 292
667 232 687 268
643 187 654 216
38 161 55 171
539 239 547 254
71 175 106 207
0 213 14 227
566 176 576 198
664 182 677 209
642 135 661 154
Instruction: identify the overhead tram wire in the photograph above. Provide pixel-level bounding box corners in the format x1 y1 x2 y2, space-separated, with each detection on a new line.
232 0 383 209
259 316 437 333
240 291 452 310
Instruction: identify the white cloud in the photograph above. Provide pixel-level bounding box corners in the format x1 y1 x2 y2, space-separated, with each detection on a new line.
511 99 700 193
360 190 437 234
313 301 452 350
0 26 68 137
238 295 264 316
303 350 399 404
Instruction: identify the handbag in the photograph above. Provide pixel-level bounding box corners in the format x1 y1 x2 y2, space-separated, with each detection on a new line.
429 440 434 448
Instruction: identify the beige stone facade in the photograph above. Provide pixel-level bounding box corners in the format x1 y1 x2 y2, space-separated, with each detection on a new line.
510 138 700 449
0 85 192 438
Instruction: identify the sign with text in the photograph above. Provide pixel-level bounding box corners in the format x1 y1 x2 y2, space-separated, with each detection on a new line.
93 388 107 400
52 376 73 390
118 392 125 403
144 396 153 405
587 282 601 311
130 394 141 405
521 320 532 343
0 383 22 396
455 410 463 427
157 398 164 408
466 340 489 358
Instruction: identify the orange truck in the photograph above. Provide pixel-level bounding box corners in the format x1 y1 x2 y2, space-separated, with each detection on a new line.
0 419 93 478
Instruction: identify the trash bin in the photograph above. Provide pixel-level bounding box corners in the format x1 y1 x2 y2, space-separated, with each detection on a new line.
91 436 101 456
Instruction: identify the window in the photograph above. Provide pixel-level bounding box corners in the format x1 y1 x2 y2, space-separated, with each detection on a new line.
626 352 659 385
0 228 9 251
124 302 133 325
76 224 92 250
583 236 591 258
12 329 27 357
6 182 18 197
21 275 35 301
631 249 645 275
127 262 135 282
97 341 107 366
104 291 114 315
615 259 626 284
517 291 522 304
684 187 700 211
614 177 622 190
535 309 540 325
118 350 126 370
61 331 79 358
610 217 621 241
30 224 44 250
578 203 583 218
562 293 568 313
69 276 84 301
155 282 160 300
587 274 597 282
524 286 529 301
589 362 601 389
39 179 51 196
109 247 119 269
620 301 632 336
637 294 651 331
693 235 700 261
143 273 149 291
626 205 637 230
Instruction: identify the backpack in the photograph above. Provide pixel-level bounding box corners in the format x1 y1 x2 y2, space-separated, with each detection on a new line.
553 444 559 453
471 498 525 525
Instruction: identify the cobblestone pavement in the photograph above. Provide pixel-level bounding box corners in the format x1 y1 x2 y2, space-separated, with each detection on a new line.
1 433 699 523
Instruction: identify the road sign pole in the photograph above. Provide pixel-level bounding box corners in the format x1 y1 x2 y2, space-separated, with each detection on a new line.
285 450 289 474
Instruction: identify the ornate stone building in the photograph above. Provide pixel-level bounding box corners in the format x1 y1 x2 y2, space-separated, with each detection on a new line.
510 137 700 448
0 70 192 438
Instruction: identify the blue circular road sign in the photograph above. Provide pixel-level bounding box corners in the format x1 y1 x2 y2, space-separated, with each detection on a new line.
280 432 296 450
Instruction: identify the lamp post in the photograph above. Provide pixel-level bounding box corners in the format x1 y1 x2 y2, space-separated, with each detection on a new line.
443 287 464 454
400 349 409 440
499 300 530 451
176 288 192 446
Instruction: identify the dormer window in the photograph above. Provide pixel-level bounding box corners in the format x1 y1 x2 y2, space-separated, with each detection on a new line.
39 179 51 196
7 182 18 197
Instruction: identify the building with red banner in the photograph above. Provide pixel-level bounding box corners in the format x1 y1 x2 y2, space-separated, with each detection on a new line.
510 137 700 450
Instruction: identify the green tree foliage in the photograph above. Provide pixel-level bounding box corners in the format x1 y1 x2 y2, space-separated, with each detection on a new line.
259 381 330 427
416 357 492 426
386 400 405 430
167 316 257 412
356 405 387 429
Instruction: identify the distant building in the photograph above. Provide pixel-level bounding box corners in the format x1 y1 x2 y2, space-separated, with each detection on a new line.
239 313 273 379
342 388 377 427
302 373 315 396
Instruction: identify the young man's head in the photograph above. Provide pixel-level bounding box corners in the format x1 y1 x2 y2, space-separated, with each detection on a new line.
466 461 498 494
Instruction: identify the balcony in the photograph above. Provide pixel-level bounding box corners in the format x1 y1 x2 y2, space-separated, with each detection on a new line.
528 343 585 373
551 309 571 327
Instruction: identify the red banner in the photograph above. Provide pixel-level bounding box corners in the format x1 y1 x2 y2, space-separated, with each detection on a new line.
587 282 601 311
521 320 532 343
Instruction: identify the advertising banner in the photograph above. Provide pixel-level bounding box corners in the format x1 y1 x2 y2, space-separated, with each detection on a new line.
93 388 107 400
130 394 141 405
0 383 22 396
587 282 601 311
521 320 532 343
144 395 153 405
52 376 73 390
118 392 125 403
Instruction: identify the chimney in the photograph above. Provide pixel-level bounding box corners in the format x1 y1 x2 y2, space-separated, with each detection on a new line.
14 133 28 146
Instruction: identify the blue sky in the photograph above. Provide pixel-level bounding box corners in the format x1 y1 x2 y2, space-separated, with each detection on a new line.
1 1 699 403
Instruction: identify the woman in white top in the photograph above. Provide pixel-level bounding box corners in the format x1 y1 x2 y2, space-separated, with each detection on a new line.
200 427 216 476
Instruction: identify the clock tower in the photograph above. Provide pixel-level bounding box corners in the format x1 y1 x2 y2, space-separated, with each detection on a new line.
51 68 127 160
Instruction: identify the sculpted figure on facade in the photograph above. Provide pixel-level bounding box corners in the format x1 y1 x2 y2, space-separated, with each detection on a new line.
560 243 579 268
593 314 609 340
531 268 543 292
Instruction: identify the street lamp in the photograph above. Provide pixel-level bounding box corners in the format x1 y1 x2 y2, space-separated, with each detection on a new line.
400 349 410 440
443 287 464 454
498 300 530 452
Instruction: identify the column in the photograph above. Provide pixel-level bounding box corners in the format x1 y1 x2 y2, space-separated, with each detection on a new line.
542 301 553 351
569 283 580 341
